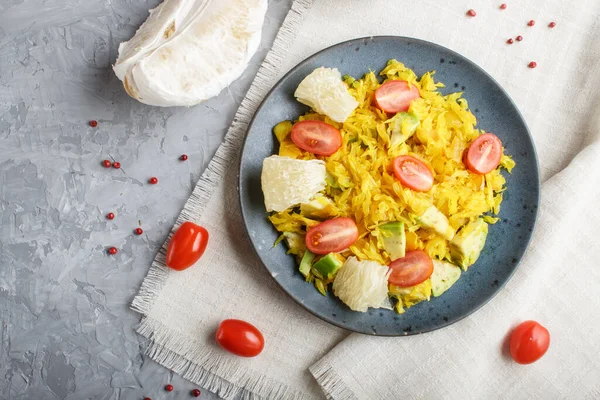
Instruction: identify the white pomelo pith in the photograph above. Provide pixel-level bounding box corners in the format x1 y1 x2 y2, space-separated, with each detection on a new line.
261 155 327 213
333 257 391 312
114 0 267 107
294 67 359 123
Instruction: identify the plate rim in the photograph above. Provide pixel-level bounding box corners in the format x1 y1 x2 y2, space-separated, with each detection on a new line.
237 35 541 336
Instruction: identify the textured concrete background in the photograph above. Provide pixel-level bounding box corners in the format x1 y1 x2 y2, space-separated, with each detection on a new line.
0 0 291 398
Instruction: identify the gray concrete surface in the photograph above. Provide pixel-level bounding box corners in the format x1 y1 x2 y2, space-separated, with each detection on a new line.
0 0 292 398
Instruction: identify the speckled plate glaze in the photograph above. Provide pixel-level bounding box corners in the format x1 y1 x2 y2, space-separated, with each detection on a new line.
238 37 540 336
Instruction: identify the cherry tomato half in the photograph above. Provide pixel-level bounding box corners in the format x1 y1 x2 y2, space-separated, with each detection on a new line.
374 80 420 114
305 217 359 255
290 120 342 156
510 320 550 364
165 221 209 271
393 155 434 192
388 250 434 287
216 319 264 357
465 133 503 174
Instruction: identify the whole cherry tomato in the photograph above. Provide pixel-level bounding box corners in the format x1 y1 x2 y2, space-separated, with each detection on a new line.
216 319 264 357
165 221 209 271
510 320 550 364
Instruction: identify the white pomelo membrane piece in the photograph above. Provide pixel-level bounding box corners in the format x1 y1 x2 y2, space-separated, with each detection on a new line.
113 0 268 107
333 257 391 312
261 156 327 213
294 67 359 123
113 0 193 82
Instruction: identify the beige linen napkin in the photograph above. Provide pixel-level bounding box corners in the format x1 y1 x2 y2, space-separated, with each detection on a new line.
133 0 600 398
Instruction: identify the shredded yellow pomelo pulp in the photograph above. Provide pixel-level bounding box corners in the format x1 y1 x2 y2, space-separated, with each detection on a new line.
268 60 515 312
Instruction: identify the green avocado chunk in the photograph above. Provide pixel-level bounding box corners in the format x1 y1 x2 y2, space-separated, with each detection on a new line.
388 112 420 147
299 249 315 278
312 253 343 279
418 205 455 241
430 260 461 297
379 222 406 261
450 218 489 269
283 232 306 256
273 120 292 142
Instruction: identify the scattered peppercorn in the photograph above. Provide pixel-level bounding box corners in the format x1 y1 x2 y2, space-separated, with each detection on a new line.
467 9 476 17
149 177 158 184
102 159 112 168
191 389 201 397
549 21 556 28
528 20 535 26
516 35 523 41
165 384 174 392
106 212 115 220
180 154 188 161
134 228 143 235
144 398 151 400
108 247 118 255
112 161 121 169
500 3 507 9
507 38 514 44
89 120 98 127
528 61 537 68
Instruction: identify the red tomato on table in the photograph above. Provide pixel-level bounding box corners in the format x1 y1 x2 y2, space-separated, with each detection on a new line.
388 250 434 287
465 133 503 174
305 217 359 255
290 120 342 156
393 155 434 192
510 320 550 364
165 221 209 271
374 80 420 114
216 319 264 357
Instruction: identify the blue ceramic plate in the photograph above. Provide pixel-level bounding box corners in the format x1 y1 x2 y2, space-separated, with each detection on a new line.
239 37 539 336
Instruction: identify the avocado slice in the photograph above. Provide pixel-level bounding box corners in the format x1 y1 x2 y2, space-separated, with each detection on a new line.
325 172 340 189
388 112 419 147
300 195 337 218
312 253 343 279
273 120 293 143
451 219 489 269
283 232 306 257
342 74 356 86
379 222 406 261
418 205 455 240
430 260 461 297
299 249 315 278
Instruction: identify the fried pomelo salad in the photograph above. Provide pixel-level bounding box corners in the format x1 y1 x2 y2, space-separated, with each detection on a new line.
260 61 515 313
